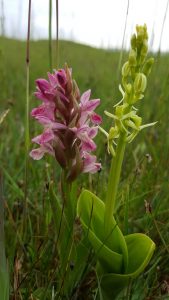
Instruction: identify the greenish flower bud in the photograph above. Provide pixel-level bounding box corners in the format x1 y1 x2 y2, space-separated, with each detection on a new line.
136 24 148 42
133 93 144 103
134 73 147 93
124 92 129 103
129 49 137 66
136 25 144 42
109 127 119 139
131 34 137 49
141 40 148 59
143 24 148 39
122 62 130 77
126 83 132 94
131 115 142 128
115 105 124 118
142 58 154 76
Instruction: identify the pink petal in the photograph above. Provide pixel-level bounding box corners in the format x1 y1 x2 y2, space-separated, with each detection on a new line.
81 136 96 152
80 90 91 105
32 109 66 129
83 153 101 173
56 69 67 86
31 105 55 121
30 148 46 160
78 112 88 126
75 126 97 151
32 115 53 125
84 99 100 112
87 127 98 139
43 91 56 101
90 112 102 125
48 72 57 86
36 79 50 93
32 129 54 145
72 125 88 134
30 144 55 160
51 122 66 130
84 162 101 173
83 152 96 164
34 91 49 102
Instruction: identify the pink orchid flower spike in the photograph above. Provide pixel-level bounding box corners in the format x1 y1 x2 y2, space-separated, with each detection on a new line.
30 64 102 181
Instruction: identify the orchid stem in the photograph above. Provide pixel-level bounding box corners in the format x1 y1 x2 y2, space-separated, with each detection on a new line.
61 172 74 229
104 133 126 235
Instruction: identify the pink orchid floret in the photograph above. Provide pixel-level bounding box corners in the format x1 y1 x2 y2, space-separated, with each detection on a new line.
30 64 102 181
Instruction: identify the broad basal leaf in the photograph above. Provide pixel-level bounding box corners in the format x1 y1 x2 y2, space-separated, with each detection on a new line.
99 233 155 299
77 189 128 273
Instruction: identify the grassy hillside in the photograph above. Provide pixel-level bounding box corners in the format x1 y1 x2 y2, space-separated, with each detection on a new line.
1 37 169 299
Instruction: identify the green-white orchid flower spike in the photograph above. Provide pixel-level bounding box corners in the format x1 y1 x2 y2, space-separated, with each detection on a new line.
100 24 156 157
77 24 156 299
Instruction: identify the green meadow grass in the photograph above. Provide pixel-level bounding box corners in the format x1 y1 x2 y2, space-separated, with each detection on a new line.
1 37 169 299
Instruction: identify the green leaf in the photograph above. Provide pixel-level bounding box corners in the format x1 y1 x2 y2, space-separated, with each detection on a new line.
63 237 90 296
0 270 9 300
32 287 51 299
77 190 155 299
125 233 155 275
99 233 155 299
77 189 128 273
0 174 9 300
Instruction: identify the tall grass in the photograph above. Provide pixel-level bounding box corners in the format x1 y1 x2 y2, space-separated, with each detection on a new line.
0 173 9 300
158 0 169 53
0 0 5 36
49 0 53 71
24 0 31 208
56 0 59 67
117 0 130 79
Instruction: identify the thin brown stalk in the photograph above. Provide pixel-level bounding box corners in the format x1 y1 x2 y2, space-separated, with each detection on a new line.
0 0 5 36
153 217 169 255
117 0 130 80
0 174 10 299
0 172 5 269
57 240 74 299
56 0 59 67
49 0 53 71
24 0 31 230
158 0 169 54
26 0 31 66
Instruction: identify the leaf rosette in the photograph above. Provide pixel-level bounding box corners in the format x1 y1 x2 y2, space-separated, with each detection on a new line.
77 190 155 299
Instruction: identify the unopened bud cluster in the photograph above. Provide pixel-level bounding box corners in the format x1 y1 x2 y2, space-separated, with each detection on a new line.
100 24 157 156
122 24 154 105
